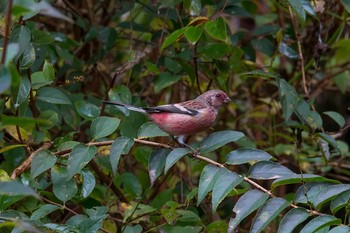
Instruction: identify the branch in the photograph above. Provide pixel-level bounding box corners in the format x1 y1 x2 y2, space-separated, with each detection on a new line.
11 142 52 179
1 0 13 64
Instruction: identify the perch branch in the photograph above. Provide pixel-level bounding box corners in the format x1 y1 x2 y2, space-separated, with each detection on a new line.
50 138 323 217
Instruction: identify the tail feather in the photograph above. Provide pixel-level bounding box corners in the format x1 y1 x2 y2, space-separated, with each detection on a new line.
103 101 147 114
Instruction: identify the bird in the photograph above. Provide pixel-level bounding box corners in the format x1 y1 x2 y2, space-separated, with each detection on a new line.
103 90 231 149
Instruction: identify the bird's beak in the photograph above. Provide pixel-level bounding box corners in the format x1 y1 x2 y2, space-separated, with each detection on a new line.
224 97 231 104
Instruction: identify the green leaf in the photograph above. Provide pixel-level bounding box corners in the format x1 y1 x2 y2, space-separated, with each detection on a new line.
252 38 274 56
226 148 273 165
272 174 337 189
250 198 289 233
164 57 182 73
313 184 350 209
277 208 310 233
329 225 350 233
323 111 345 128
330 190 350 214
177 209 201 223
341 0 350 13
148 149 169 185
295 183 334 204
278 78 299 120
81 170 96 198
161 225 202 233
44 223 76 232
120 173 143 198
228 190 269 233
30 204 60 220
14 77 31 108
0 114 52 129
249 161 295 180
295 100 323 130
10 25 31 61
51 166 77 203
154 72 182 94
212 168 243 212
206 220 228 233
184 26 203 44
8 62 20 89
31 30 55 44
164 148 189 174
204 17 227 42
160 28 186 52
43 60 55 81
39 110 59 129
91 116 120 140
0 144 25 153
108 85 132 105
317 132 340 152
301 0 316 16
300 215 341 233
0 181 40 199
199 43 232 59
110 136 134 176
124 203 156 224
75 100 99 119
197 165 220 205
66 144 97 180
0 195 26 211
319 138 331 161
31 71 53 89
200 130 245 153
37 87 71 105
30 150 57 179
138 122 169 138
161 204 179 224
288 0 306 22
123 225 143 233
58 141 80 151
20 43 35 68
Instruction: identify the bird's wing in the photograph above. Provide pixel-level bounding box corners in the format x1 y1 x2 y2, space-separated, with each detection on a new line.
143 101 206 116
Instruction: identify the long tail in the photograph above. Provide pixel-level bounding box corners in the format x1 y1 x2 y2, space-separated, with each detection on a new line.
103 101 147 114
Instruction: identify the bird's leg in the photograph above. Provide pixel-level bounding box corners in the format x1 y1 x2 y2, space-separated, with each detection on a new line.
176 135 199 156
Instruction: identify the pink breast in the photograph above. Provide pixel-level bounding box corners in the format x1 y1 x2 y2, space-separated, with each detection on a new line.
149 111 216 136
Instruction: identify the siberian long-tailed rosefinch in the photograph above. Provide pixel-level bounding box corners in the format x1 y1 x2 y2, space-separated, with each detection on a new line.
104 90 231 148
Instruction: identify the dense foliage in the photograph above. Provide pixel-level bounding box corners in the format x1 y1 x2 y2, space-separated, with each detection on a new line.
1 0 350 232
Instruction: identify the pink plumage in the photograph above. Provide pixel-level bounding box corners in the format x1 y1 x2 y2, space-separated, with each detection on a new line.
104 90 231 148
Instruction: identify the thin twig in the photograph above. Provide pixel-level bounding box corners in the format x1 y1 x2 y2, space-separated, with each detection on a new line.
41 196 78 215
288 6 310 100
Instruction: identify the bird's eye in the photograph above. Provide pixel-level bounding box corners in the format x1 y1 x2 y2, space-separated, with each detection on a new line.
216 94 221 98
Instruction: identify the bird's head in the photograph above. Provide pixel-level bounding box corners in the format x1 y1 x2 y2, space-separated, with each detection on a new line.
198 90 231 109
